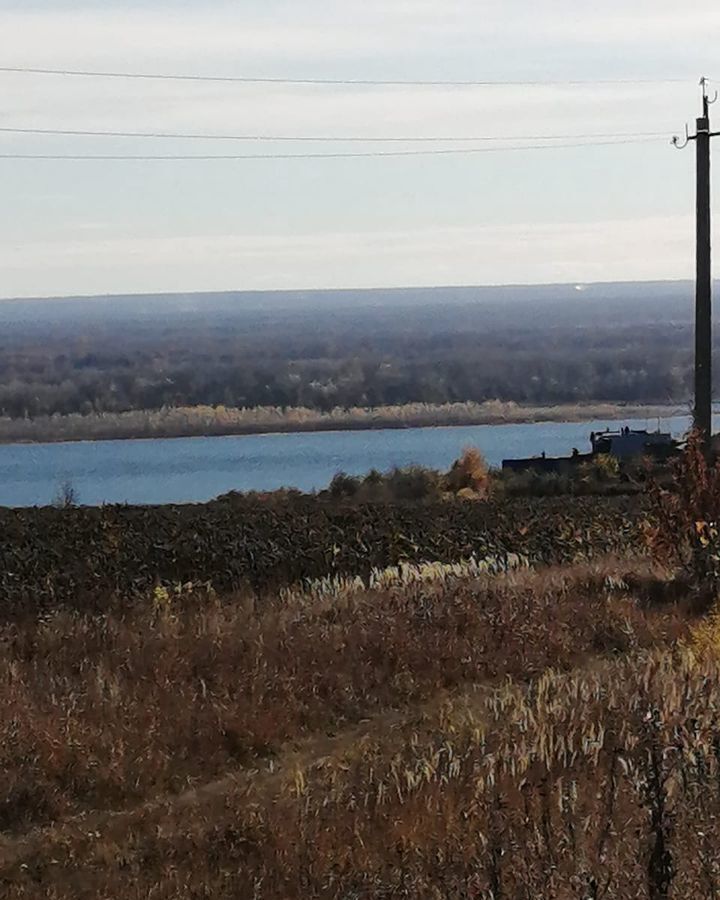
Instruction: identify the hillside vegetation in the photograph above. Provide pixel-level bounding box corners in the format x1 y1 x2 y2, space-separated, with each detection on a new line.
0 557 705 898
3 439 720 897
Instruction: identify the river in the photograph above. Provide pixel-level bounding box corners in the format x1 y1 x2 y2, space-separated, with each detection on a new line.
0 413 701 508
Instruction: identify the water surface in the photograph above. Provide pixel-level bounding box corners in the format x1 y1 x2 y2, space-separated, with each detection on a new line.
0 414 700 507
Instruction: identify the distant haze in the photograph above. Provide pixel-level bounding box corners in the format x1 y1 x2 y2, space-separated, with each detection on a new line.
0 280 703 334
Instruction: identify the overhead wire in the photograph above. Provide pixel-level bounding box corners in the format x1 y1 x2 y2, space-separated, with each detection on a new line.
0 126 671 143
0 66 692 87
0 136 666 160
0 66 686 158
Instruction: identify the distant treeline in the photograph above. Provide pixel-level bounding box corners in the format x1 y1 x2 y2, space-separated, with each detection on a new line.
0 287 702 420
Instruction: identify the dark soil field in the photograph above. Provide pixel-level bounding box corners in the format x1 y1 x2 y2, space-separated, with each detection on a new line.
0 494 641 613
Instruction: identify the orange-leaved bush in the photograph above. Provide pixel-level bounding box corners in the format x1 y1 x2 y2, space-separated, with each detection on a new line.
445 446 491 499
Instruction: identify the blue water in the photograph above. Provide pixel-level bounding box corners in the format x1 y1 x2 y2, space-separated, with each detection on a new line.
0 415 701 508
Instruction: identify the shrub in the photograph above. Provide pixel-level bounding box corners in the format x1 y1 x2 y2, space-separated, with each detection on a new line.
587 452 621 480
328 472 360 499
386 466 442 502
497 469 574 497
645 430 720 594
445 446 491 498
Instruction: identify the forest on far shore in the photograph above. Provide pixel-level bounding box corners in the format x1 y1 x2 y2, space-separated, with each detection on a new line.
0 282 704 419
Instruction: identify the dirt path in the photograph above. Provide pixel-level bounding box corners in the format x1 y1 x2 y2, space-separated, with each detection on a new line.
0 557 677 892
0 694 441 880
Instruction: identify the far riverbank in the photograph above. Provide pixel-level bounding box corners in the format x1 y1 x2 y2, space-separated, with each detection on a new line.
0 401 687 446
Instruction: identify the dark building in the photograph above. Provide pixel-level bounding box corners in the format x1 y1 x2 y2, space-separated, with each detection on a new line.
502 427 678 473
589 427 674 459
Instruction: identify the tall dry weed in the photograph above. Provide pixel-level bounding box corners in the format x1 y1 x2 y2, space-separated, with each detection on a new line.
8 647 720 898
645 429 720 594
0 560 684 837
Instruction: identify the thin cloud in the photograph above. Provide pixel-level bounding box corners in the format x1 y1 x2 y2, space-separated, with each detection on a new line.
0 216 701 297
0 1 713 295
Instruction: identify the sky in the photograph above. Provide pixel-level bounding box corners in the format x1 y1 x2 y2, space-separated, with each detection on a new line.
0 0 719 298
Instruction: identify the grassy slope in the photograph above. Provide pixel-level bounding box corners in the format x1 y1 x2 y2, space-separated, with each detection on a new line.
1 556 710 898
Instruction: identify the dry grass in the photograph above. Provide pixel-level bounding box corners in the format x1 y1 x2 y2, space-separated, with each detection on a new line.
6 645 720 898
0 400 683 444
0 555 697 898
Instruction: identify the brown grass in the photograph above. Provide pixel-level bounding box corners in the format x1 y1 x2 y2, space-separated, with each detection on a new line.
6 645 720 898
0 556 697 898
0 400 684 444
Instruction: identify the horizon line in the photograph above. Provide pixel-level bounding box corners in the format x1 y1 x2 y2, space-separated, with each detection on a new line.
0 277 704 305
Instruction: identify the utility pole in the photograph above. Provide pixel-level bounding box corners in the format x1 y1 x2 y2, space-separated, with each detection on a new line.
675 78 719 449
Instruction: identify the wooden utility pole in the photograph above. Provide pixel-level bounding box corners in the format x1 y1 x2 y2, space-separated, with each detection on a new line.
694 85 713 444
675 79 719 447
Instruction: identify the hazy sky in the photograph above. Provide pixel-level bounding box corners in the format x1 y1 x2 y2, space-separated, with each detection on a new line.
0 0 719 298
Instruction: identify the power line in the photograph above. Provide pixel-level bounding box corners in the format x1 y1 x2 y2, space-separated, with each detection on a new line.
0 66 691 87
0 137 665 160
0 126 671 143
